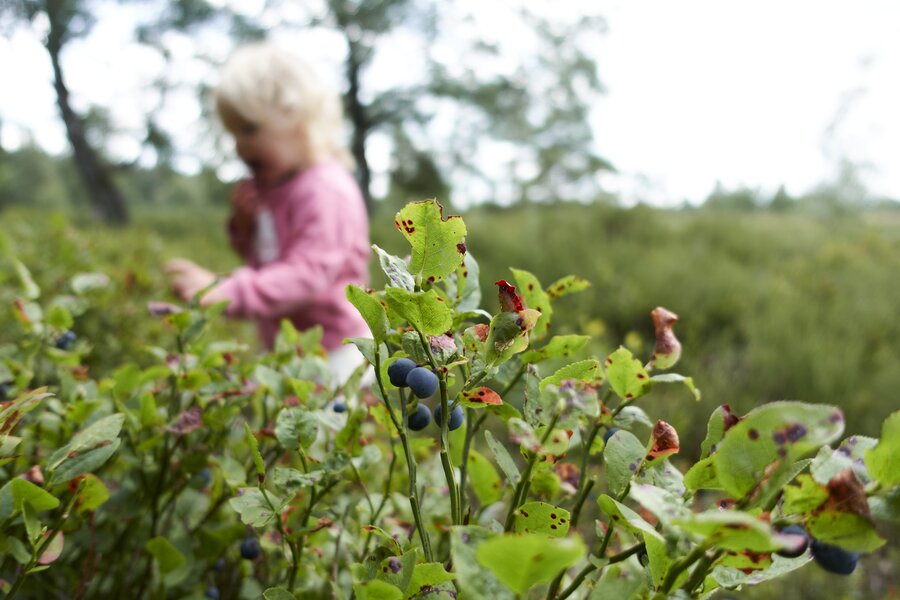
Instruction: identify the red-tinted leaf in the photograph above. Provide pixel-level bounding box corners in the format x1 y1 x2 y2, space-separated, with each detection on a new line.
648 420 680 460
648 307 682 370
495 280 525 313
463 387 503 406
823 468 870 518
167 406 203 435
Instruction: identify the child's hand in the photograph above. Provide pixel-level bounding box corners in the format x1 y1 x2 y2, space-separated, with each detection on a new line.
164 258 217 302
231 180 261 234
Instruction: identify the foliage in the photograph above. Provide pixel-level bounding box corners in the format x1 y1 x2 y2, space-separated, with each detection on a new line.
0 200 897 599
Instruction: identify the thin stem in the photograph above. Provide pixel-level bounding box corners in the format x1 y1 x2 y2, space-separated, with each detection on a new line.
5 481 83 599
654 543 712 598
504 411 560 531
554 542 645 600
681 548 724 594
458 407 475 521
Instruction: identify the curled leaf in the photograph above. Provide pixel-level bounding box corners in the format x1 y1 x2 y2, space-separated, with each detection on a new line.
648 307 682 370
648 420 680 460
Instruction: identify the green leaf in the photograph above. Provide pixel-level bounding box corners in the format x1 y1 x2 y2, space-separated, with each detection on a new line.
395 200 467 284
450 527 515 600
628 483 691 526
546 275 591 300
468 449 503 505
539 359 604 392
864 410 900 488
75 474 109 513
70 272 111 295
782 474 829 515
811 436 878 484
684 457 721 491
603 429 646 497
11 479 59 513
372 245 415 292
699 405 737 459
510 268 552 340
475 533 585 595
406 562 455 596
244 423 266 481
806 511 886 552
520 335 590 364
513 502 570 537
649 373 701 401
384 288 453 336
612 406 654 430
45 304 73 331
274 408 318 451
229 488 282 527
48 438 122 486
711 554 811 588
604 347 650 401
485 430 520 487
597 495 669 588
353 580 403 600
13 258 40 299
347 285 390 343
673 510 783 552
263 588 297 600
447 251 482 313
146 536 186 574
711 402 844 499
588 564 644 600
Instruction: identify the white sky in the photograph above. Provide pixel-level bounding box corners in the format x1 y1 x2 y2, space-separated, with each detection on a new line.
1 0 898 206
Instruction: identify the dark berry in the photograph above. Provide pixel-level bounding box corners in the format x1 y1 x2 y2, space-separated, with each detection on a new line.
0 383 9 402
205 586 220 600
434 404 464 431
406 367 439 399
332 399 347 413
603 427 620 443
212 557 225 571
776 525 809 558
240 536 261 560
55 330 77 350
198 468 212 487
388 358 417 387
811 539 859 575
408 403 432 431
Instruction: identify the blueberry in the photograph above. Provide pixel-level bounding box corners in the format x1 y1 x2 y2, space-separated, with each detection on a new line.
811 539 859 575
55 330 77 350
205 586 220 600
434 404 464 431
212 557 225 571
0 383 9 402
603 427 620 443
406 367 438 399
408 403 432 431
332 399 347 413
388 358 417 387
240 536 261 560
198 468 212 487
776 525 809 558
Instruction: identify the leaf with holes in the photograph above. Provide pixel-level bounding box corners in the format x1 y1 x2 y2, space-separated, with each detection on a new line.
394 200 467 284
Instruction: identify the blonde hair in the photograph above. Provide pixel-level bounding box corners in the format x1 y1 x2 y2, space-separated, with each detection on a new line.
215 42 353 167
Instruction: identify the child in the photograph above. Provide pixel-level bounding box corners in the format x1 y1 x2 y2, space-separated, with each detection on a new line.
164 42 371 385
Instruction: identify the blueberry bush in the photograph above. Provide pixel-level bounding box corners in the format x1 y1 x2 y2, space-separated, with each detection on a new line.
0 200 897 599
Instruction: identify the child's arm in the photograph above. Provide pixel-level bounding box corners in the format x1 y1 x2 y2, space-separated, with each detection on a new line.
212 181 366 319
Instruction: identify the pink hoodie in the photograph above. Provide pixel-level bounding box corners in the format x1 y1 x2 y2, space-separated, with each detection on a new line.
216 160 371 350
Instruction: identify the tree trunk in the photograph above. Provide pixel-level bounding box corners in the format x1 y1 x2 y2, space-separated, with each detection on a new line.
45 3 128 225
344 37 373 213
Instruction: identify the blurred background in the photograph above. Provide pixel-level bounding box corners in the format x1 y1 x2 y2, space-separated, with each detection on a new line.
0 1 898 597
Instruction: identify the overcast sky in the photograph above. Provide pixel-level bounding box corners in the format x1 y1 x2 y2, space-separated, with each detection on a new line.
1 0 898 206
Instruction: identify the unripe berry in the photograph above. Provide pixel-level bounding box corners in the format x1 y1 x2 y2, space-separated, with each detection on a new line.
434 404 464 431
603 427 620 444
240 536 261 560
407 403 432 431
388 358 417 387
811 539 859 575
406 367 439 399
775 525 809 558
